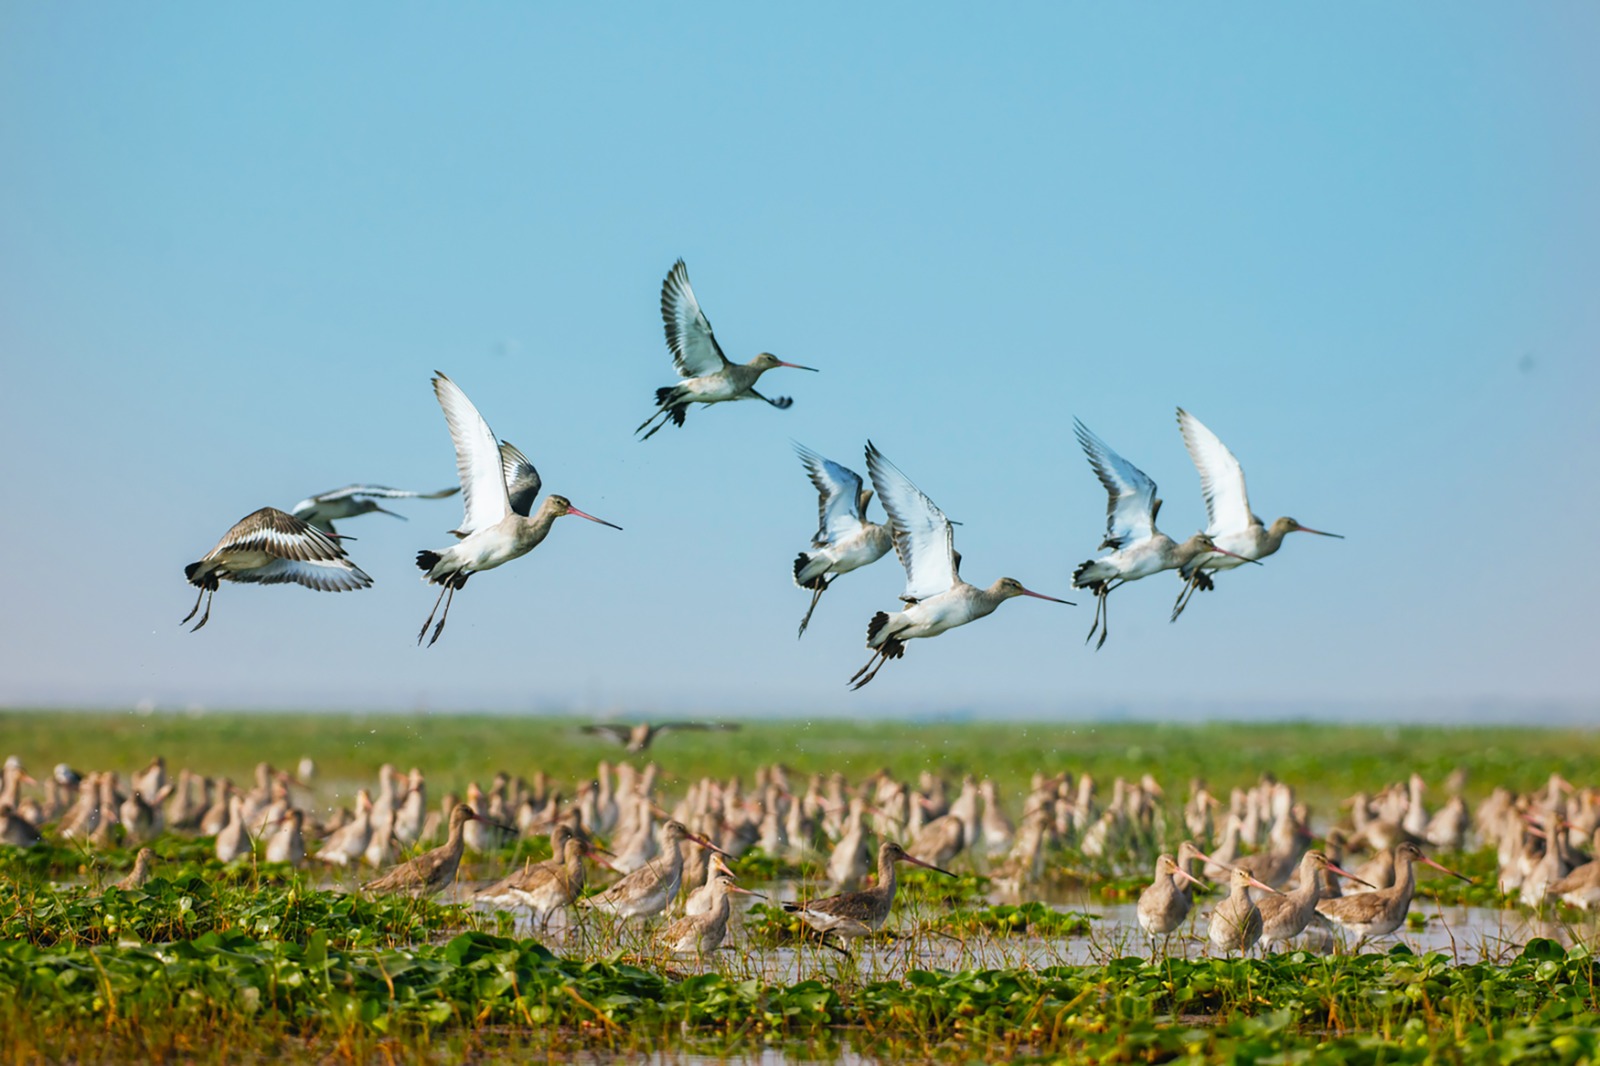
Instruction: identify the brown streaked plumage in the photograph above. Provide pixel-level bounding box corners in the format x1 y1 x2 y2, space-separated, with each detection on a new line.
656 870 760 954
111 847 156 891
581 820 710 920
1257 850 1372 948
362 804 479 897
1137 852 1206 941
1208 867 1278 955
183 507 372 631
1315 842 1471 946
782 840 954 949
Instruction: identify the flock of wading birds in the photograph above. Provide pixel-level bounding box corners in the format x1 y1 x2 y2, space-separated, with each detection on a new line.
6 749 1600 958
181 259 1344 684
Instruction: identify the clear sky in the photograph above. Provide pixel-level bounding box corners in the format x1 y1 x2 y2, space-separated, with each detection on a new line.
1 4 1596 720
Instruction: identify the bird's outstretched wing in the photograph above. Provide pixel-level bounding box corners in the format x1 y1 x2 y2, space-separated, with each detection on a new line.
1074 419 1158 550
656 721 740 735
433 373 512 537
498 441 542 518
297 484 459 507
864 442 957 604
580 724 634 745
202 508 372 590
1177 408 1252 536
660 259 731 378
795 443 870 547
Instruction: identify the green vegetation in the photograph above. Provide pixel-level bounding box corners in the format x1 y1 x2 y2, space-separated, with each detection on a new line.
2 711 1599 1062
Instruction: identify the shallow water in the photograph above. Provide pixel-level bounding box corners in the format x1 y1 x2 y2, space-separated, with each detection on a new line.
486 877 1600 977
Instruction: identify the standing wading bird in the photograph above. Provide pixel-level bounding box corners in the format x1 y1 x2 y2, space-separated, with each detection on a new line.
791 444 893 637
291 483 460 536
1208 866 1282 956
1070 419 1259 649
634 259 817 440
849 443 1072 689
1170 408 1343 621
1314 842 1471 949
782 840 956 953
579 721 741 754
1137 852 1208 950
415 373 622 646
362 803 480 898
182 508 373 632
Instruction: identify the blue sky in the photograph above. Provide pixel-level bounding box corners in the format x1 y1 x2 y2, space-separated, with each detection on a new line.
1 4 1596 719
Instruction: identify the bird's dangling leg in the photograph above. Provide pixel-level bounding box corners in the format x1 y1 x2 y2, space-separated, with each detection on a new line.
186 587 216 632
1170 574 1199 622
417 583 450 646
181 584 208 627
426 585 458 647
1094 586 1112 651
848 649 885 689
797 579 829 639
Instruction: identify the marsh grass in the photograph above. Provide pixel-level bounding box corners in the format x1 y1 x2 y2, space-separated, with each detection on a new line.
5 712 1600 1062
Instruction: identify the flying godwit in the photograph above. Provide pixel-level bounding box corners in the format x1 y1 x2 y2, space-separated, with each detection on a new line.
848 442 1072 689
1170 408 1343 621
1314 842 1471 948
634 259 817 440
782 839 955 952
1071 418 1258 649
362 803 479 898
182 508 373 631
579 721 740 754
791 444 893 637
291 483 460 535
415 373 622 646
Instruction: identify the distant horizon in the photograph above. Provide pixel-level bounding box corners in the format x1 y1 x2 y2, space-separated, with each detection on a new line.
4 695 1594 728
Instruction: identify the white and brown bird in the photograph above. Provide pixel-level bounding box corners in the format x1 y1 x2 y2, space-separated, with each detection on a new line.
1314 842 1470 947
635 259 817 441
791 444 894 637
111 847 156 892
475 824 602 928
1208 866 1280 956
656 867 761 954
363 804 480 898
182 508 373 631
415 373 621 646
580 721 740 754
580 820 715 920
1136 852 1207 946
849 443 1072 689
782 840 955 951
1170 408 1343 621
1070 418 1256 649
291 483 460 535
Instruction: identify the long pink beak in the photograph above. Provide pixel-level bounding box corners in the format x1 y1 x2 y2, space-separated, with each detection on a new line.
903 853 958 878
776 360 818 371
1421 855 1474 883
1244 873 1282 895
1021 588 1076 605
691 832 733 858
565 506 623 531
1210 545 1264 566
1171 867 1206 890
1296 526 1344 539
1326 862 1376 890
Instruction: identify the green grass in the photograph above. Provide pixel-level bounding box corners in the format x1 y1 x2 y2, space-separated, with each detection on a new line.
4 710 1600 1063
4 709 1597 815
